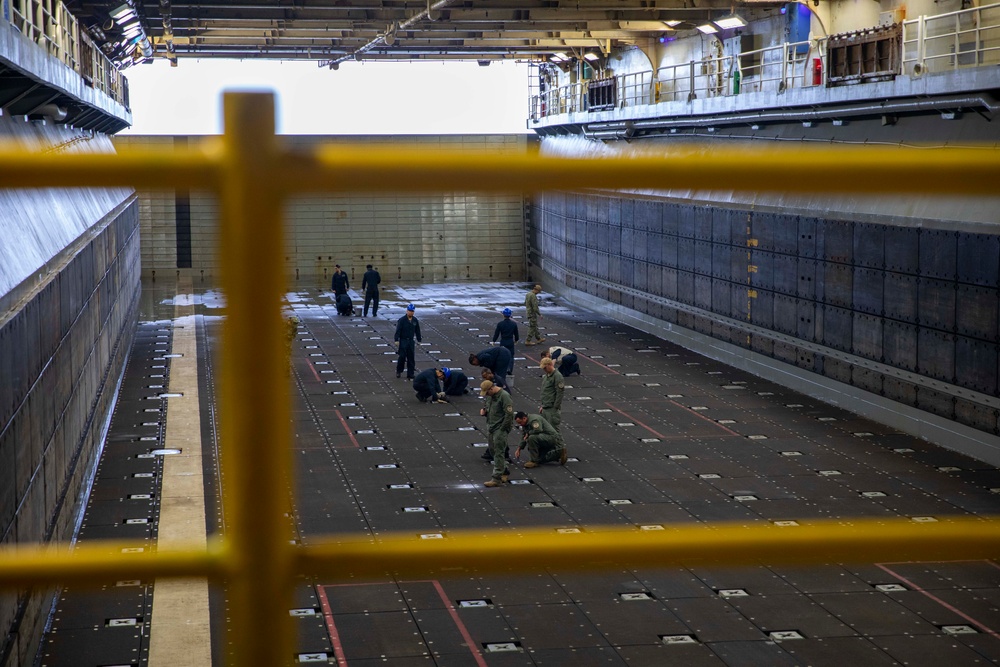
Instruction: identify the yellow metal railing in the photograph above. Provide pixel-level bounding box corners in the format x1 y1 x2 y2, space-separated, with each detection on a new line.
2 91 1000 666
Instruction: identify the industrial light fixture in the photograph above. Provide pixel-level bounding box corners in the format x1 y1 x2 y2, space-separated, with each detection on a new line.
583 53 600 61
696 22 719 34
550 52 568 62
109 3 135 21
122 24 143 38
664 20 682 27
714 14 747 29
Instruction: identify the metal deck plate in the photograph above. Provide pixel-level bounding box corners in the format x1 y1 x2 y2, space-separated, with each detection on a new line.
44 280 1000 667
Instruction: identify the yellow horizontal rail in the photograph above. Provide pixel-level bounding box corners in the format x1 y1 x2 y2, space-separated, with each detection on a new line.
297 519 1000 580
0 540 229 589
2 142 999 196
1 91 998 665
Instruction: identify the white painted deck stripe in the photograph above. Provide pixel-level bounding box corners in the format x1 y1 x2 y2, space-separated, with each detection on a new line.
148 282 212 666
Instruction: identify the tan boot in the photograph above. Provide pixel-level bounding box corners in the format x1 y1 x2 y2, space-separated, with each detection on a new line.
559 448 568 465
484 479 501 487
501 474 510 483
524 461 538 468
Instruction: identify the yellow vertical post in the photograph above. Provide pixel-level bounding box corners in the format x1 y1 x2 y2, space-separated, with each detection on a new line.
218 91 294 665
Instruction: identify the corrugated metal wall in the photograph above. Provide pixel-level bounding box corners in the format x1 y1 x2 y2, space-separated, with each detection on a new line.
0 201 141 666
529 189 1000 437
115 135 529 283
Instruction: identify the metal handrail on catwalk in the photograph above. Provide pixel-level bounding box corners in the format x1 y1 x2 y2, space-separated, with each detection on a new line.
0 91 999 666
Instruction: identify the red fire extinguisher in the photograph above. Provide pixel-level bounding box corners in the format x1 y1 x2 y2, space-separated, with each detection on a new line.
812 57 823 86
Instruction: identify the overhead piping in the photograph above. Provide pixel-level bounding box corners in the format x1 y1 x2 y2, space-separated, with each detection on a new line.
160 0 177 66
319 0 462 70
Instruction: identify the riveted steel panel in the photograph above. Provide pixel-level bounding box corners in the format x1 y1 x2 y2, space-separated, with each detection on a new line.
677 203 696 238
853 366 884 395
955 286 999 341
822 219 854 263
695 207 713 241
771 253 797 296
773 294 798 335
917 328 956 382
884 272 918 323
583 195 598 222
596 195 610 225
822 356 852 383
852 313 883 361
677 270 695 305
798 259 818 299
633 260 648 291
919 229 958 280
916 386 955 419
733 208 751 245
750 250 774 290
823 263 853 309
712 207 735 245
662 267 677 299
854 223 885 269
621 226 636 259
955 337 999 395
957 232 1000 287
694 274 713 310
597 224 610 256
608 221 622 257
917 278 956 332
694 240 713 277
852 268 884 315
884 377 918 405
595 251 609 281
677 238 696 272
774 339 802 366
731 246 750 283
749 289 773 329
755 213 798 255
712 278 734 318
659 201 677 235
798 216 819 259
661 233 678 269
634 229 649 262
694 310 713 335
821 305 853 352
648 231 663 264
648 198 666 231
797 299 817 341
616 197 632 230
732 284 751 322
608 254 621 283
619 256 633 287
713 245 734 280
955 399 1000 434
647 261 663 296
884 320 918 371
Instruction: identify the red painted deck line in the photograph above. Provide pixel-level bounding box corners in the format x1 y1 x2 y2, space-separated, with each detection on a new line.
578 353 621 374
316 581 488 667
315 584 348 667
429 580 489 667
307 359 322 383
875 562 1000 638
334 409 361 449
604 403 670 440
667 400 741 436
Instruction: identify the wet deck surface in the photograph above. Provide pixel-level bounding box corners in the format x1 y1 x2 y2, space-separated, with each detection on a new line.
41 280 1000 666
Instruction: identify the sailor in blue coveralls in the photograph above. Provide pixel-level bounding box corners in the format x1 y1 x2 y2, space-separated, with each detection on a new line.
393 304 421 380
492 307 519 375
468 346 512 390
